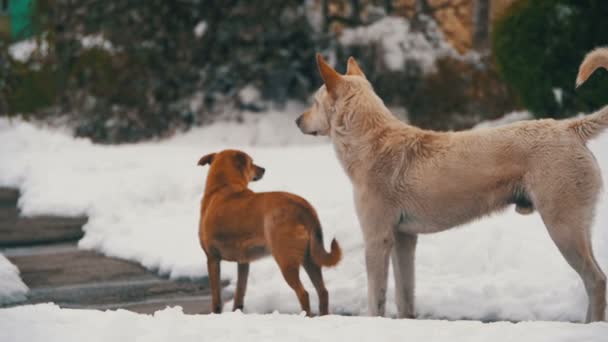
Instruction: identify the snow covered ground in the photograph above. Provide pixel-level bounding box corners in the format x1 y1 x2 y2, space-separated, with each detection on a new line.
0 254 28 305
1 109 608 325
2 304 607 342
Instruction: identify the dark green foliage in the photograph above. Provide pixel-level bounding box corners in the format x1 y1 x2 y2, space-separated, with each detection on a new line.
407 56 517 130
493 0 608 118
2 0 321 142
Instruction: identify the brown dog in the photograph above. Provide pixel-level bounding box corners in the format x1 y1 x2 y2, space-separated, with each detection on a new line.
198 149 341 316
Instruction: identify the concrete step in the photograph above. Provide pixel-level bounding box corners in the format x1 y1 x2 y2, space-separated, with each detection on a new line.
7 246 151 288
26 277 215 308
0 215 87 247
82 296 214 314
0 206 19 221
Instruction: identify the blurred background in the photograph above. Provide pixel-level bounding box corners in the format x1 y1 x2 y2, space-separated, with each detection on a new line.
0 0 607 143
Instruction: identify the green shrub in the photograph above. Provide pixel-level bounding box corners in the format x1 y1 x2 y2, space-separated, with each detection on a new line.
6 61 59 114
493 0 608 118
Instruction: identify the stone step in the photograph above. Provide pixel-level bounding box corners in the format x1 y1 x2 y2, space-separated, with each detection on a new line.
0 215 87 247
0 187 18 207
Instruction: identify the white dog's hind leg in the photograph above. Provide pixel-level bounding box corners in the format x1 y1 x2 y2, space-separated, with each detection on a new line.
532 161 606 322
391 231 417 318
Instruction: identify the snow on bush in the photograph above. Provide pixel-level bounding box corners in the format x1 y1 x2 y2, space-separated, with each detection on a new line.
1 304 607 342
8 38 49 63
339 16 455 73
80 34 114 52
0 114 607 322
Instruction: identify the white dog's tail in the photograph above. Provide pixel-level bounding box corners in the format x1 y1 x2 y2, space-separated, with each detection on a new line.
569 48 608 142
576 48 608 88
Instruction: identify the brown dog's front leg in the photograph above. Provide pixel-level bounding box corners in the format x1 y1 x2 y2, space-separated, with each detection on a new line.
233 263 250 311
207 257 222 313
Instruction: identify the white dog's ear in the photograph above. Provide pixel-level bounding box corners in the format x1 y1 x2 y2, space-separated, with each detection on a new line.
346 56 366 78
316 53 343 99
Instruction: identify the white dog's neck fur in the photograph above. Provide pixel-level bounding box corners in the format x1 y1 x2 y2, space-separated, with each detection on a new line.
329 80 431 183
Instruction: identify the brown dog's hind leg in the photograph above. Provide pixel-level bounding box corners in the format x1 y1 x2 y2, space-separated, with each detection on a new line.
233 262 250 311
207 257 223 313
303 256 329 315
278 262 311 316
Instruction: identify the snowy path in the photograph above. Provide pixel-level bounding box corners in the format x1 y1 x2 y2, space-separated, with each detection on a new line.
1 116 608 322
1 304 607 342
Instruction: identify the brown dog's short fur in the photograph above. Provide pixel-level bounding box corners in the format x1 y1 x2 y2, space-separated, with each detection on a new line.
198 149 341 315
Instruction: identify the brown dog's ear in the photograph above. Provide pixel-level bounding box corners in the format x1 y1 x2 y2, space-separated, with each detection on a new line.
346 56 366 78
316 53 343 99
234 152 248 172
197 153 215 166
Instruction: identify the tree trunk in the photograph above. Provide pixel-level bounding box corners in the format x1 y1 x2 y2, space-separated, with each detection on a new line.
415 0 431 15
350 0 361 25
473 0 491 51
412 0 431 31
384 0 393 15
321 0 329 33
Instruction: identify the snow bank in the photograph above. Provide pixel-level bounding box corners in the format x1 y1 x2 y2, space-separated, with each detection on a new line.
1 304 607 342
0 255 28 305
1 115 607 322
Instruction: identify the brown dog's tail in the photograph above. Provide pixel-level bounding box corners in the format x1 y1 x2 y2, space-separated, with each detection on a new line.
569 47 608 142
309 228 342 267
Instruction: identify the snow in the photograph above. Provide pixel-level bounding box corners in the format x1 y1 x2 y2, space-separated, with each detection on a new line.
339 16 455 73
238 85 262 107
0 254 27 305
194 21 207 38
474 111 533 129
1 111 608 322
80 34 114 52
553 88 563 106
1 304 607 342
8 38 49 63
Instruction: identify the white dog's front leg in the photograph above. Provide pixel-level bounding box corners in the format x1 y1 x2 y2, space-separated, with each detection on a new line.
391 231 417 318
355 190 397 317
364 234 393 316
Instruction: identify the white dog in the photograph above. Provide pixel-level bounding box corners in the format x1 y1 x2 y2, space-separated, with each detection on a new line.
295 49 608 322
